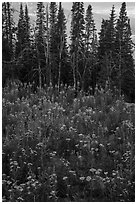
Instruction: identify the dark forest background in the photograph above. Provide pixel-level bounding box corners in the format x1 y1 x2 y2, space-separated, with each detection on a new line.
2 2 135 102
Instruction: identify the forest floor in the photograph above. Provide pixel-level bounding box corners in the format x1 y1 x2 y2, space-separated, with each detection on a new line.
2 83 135 202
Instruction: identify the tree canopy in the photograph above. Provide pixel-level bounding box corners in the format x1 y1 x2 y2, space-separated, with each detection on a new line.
2 2 135 102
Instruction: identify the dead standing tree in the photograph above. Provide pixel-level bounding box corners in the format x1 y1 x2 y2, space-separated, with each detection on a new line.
58 32 64 91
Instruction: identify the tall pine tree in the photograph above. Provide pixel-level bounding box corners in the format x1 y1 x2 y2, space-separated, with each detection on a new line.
56 2 70 88
35 2 47 88
85 5 97 53
106 5 116 52
2 2 9 61
24 4 30 47
49 2 58 86
84 4 98 92
15 3 34 84
70 2 85 90
98 19 109 87
115 2 134 101
98 5 116 89
2 2 15 86
45 3 50 86
16 3 26 57
2 2 14 61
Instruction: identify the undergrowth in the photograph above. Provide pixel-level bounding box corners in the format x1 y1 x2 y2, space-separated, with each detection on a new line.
2 82 135 201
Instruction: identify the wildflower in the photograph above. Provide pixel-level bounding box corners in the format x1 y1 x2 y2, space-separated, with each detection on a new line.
36 142 43 147
91 148 94 154
104 172 108 176
53 151 57 155
99 143 104 148
63 177 68 180
27 176 32 180
28 163 33 167
90 168 96 173
17 197 24 201
60 124 66 130
31 182 37 188
95 169 102 175
69 170 76 176
51 173 57 178
78 155 83 160
69 127 76 132
79 133 84 137
83 144 88 148
110 107 115 111
50 191 56 195
6 181 12 185
10 160 18 166
75 144 79 147
86 176 91 182
112 172 117 176
20 183 26 187
79 177 85 181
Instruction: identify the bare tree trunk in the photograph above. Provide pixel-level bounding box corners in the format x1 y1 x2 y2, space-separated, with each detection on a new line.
58 54 61 91
105 52 110 89
34 28 42 90
38 62 42 90
58 34 64 91
119 39 122 96
81 53 88 91
72 52 76 90
46 3 51 86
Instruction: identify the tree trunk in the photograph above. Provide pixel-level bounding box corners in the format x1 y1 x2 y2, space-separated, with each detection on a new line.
72 52 76 90
38 62 42 90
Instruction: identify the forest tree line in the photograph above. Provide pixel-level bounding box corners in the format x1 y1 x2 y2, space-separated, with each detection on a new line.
2 2 135 102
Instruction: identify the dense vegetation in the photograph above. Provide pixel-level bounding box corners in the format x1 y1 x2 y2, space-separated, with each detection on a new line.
2 2 135 102
2 2 135 202
2 82 135 201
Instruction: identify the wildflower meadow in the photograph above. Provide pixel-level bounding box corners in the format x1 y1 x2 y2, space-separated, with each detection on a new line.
2 82 135 202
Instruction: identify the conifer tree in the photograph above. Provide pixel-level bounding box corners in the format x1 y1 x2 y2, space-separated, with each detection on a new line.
35 2 46 56
97 19 109 87
98 5 116 89
7 3 13 58
2 2 9 61
56 2 70 88
85 5 97 53
2 2 14 61
24 4 30 47
107 5 116 52
16 3 26 57
70 2 85 89
2 2 15 86
84 4 98 92
15 3 34 84
98 19 109 59
45 3 50 86
49 2 58 86
35 2 47 88
115 2 134 100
